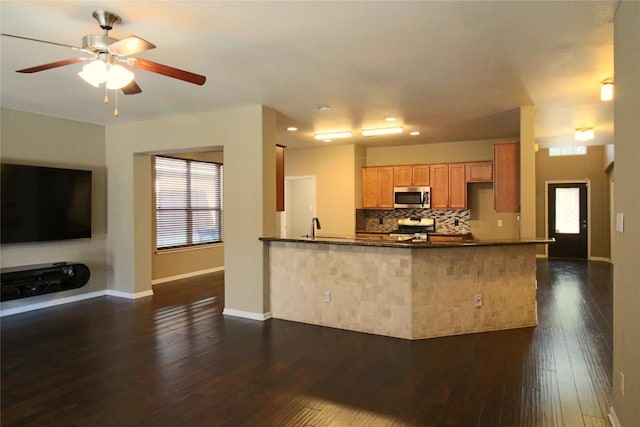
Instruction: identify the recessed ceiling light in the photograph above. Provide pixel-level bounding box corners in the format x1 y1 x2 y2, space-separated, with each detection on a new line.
409 131 420 136
317 104 330 112
385 117 397 122
287 127 298 132
361 126 403 137
314 131 352 140
323 139 332 143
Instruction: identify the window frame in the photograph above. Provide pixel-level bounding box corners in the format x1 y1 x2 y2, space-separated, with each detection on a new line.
154 155 223 251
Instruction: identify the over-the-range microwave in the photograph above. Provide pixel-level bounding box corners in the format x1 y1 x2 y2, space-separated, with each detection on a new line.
394 186 431 209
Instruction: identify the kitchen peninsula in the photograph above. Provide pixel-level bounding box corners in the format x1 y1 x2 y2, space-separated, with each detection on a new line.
260 236 553 340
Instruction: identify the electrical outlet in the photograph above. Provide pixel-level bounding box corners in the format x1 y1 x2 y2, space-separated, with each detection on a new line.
474 294 483 308
497 219 503 227
323 291 331 303
620 372 625 396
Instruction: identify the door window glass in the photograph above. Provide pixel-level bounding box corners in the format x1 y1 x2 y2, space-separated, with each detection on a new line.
555 187 580 234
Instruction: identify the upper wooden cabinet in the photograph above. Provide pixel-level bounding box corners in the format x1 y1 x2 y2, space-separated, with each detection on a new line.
465 161 493 182
362 167 394 209
430 163 466 209
393 165 430 186
494 142 520 212
449 164 467 208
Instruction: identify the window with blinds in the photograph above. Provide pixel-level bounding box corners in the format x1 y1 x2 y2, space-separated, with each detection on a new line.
155 156 223 250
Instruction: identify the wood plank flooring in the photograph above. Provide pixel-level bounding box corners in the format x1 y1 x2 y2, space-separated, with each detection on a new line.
1 259 612 426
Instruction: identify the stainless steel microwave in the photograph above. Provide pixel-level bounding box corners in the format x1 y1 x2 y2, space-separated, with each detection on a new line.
394 186 431 208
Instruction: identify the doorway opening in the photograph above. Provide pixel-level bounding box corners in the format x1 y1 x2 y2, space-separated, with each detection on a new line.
282 176 316 238
546 181 589 259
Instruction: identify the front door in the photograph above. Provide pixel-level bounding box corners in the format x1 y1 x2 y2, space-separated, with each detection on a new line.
548 183 588 259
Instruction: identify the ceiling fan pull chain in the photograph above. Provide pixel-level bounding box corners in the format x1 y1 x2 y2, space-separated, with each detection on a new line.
104 83 109 104
114 89 119 117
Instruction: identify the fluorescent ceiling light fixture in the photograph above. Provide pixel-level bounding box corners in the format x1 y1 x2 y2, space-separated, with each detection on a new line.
361 126 403 137
314 131 352 140
600 80 614 101
286 127 298 131
409 131 420 136
574 128 594 142
384 117 397 122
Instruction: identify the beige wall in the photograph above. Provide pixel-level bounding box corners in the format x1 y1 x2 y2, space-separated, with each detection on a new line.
612 1 640 424
535 146 610 259
150 151 225 282
0 108 107 311
106 105 277 317
365 139 497 165
285 144 361 236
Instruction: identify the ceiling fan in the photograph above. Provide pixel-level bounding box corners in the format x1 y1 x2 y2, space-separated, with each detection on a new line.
2 9 206 114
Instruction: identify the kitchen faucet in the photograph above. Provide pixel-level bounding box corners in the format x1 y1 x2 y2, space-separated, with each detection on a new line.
311 217 321 239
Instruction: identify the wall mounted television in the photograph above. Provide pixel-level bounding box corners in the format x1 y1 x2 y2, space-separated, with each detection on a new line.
1 163 92 244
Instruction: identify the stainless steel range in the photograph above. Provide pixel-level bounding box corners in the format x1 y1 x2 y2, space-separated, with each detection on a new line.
389 217 436 239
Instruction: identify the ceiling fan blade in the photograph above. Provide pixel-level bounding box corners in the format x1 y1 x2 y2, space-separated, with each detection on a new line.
121 80 142 95
128 58 206 85
1 33 81 50
17 58 88 73
108 35 156 56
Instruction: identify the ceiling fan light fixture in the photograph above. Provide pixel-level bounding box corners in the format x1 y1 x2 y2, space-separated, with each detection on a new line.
78 59 107 87
361 126 403 137
106 64 135 90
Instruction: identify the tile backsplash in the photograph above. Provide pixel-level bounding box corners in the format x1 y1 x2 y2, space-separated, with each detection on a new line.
356 208 471 234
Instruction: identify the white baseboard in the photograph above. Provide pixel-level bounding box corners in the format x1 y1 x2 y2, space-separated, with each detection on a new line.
590 256 612 263
151 266 225 285
536 253 548 259
223 308 272 321
608 406 622 427
0 290 106 317
106 289 154 299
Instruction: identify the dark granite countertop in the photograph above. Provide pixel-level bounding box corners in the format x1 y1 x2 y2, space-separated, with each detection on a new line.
260 235 554 248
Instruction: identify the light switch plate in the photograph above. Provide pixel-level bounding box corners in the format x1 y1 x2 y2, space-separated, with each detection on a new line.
616 213 624 234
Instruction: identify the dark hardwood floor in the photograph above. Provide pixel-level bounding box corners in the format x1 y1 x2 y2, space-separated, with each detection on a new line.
1 259 612 426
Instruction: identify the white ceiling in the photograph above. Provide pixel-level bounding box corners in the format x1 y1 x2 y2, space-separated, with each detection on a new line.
0 1 616 149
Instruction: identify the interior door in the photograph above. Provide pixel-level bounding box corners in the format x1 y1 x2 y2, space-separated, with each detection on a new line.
548 183 588 259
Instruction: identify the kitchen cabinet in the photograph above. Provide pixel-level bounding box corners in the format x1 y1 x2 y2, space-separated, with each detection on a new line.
449 163 466 208
430 163 467 209
494 142 520 212
393 165 430 186
465 161 493 182
362 167 394 209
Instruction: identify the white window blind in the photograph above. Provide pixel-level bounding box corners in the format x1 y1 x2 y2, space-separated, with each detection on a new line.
155 156 223 250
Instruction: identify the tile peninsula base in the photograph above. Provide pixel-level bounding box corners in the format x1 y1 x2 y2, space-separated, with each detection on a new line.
267 241 538 340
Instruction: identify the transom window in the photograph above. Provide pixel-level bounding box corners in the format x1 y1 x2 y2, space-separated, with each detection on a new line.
155 156 223 250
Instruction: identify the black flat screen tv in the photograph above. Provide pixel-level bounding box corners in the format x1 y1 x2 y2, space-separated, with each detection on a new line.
1 163 92 244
